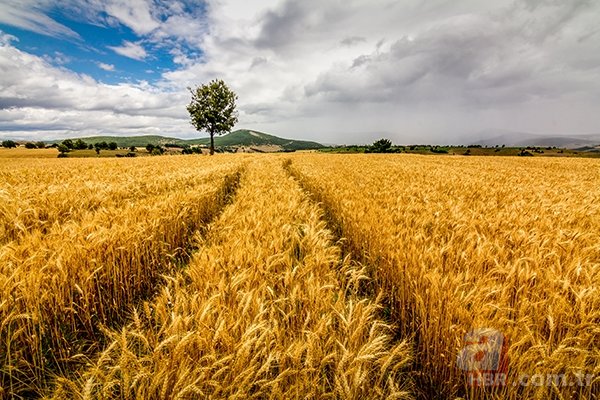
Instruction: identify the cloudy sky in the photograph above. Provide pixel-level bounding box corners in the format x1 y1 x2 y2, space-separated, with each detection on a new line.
0 0 599 144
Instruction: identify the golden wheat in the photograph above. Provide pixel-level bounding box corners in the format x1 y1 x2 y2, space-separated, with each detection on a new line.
288 153 600 399
1 152 598 399
0 155 246 397
51 159 412 399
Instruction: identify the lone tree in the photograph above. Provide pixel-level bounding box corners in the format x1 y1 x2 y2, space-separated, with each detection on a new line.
62 139 74 149
371 138 392 153
187 79 238 155
57 143 70 157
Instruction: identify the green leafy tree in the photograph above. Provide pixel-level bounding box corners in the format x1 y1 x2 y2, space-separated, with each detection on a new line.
146 143 155 153
108 142 118 150
1 140 17 148
74 139 87 150
62 139 74 149
24 142 37 149
371 138 392 153
129 146 136 152
151 146 164 156
36 141 46 149
88 144 94 150
187 79 238 155
57 143 70 156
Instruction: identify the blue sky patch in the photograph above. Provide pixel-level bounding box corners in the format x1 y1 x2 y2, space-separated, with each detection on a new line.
0 2 202 84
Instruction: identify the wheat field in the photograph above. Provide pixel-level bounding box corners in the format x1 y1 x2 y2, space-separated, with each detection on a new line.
288 154 600 399
0 154 598 399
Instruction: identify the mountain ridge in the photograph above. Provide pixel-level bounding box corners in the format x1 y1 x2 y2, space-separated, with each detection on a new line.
48 129 324 151
471 129 600 148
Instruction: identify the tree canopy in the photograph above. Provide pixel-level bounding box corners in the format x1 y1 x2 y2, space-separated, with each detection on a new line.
370 138 393 153
2 140 17 148
187 79 238 155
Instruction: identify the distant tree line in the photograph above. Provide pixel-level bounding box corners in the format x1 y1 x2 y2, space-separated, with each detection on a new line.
147 143 209 155
323 140 575 157
25 142 46 149
56 139 120 157
4 137 219 157
2 140 47 149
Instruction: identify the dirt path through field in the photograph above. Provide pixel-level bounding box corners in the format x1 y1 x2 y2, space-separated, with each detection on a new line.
51 158 413 399
0 163 244 398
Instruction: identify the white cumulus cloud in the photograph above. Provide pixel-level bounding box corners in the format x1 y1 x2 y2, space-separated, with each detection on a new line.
97 62 115 71
0 38 190 140
107 40 147 60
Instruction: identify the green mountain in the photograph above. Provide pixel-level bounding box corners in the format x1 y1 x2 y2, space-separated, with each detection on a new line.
187 130 323 150
51 130 324 151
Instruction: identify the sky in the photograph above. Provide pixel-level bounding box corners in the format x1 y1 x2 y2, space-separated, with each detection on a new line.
0 0 599 144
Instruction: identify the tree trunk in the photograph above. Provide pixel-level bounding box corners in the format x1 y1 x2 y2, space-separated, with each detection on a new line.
210 133 215 155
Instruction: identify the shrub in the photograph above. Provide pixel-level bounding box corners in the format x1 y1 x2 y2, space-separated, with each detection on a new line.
1 140 17 148
370 138 393 153
518 150 534 157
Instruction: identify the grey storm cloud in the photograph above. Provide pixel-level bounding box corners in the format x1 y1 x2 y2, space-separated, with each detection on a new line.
340 36 366 47
304 3 600 109
254 0 355 52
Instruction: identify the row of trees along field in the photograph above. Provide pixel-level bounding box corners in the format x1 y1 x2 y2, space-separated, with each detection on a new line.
2 140 45 149
57 140 120 156
1 139 119 151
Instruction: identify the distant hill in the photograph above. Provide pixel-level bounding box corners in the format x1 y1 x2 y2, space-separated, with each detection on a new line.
50 129 324 151
50 135 187 147
471 130 600 148
186 129 324 150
